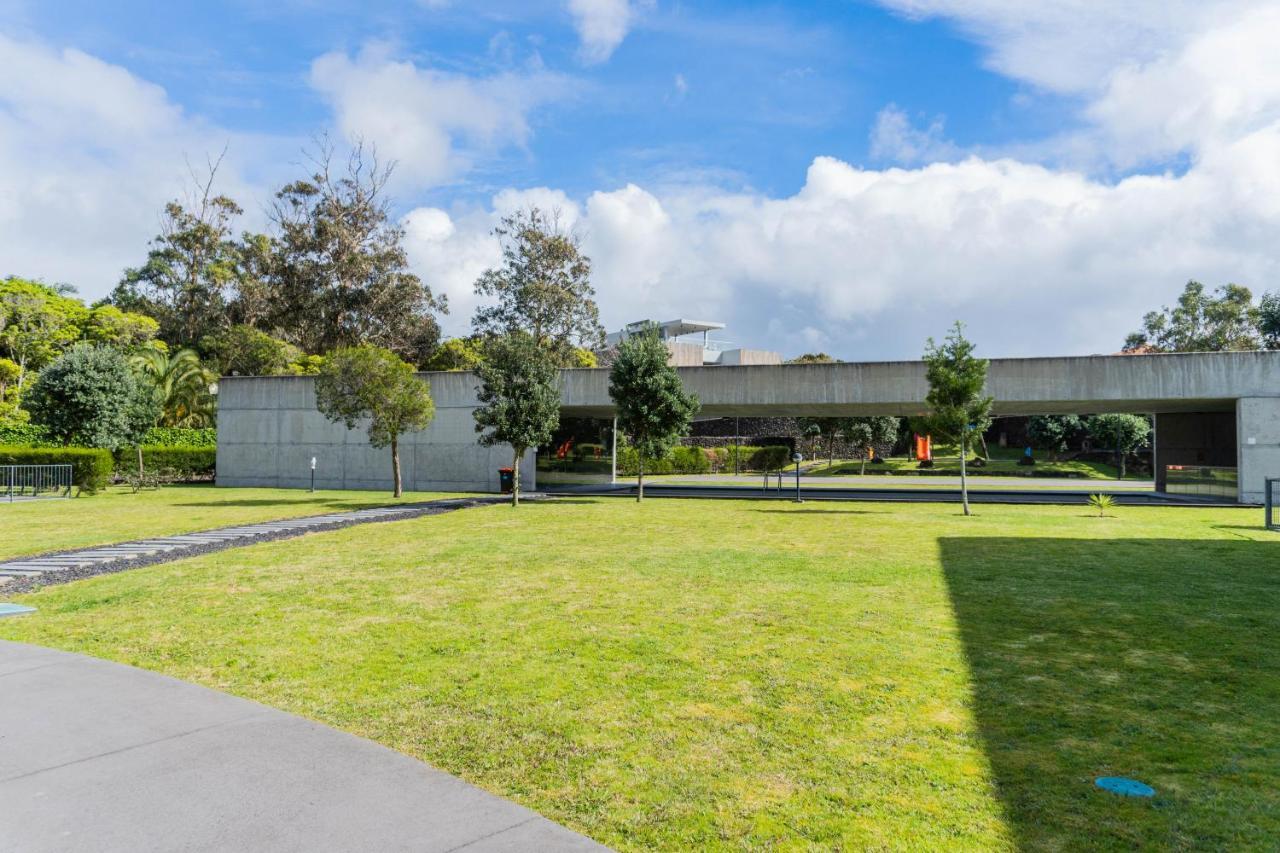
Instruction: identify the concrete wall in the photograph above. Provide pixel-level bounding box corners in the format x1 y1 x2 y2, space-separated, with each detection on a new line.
1238 397 1280 504
216 373 534 493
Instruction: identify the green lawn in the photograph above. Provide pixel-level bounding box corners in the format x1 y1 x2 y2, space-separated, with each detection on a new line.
2 499 1277 849
0 485 471 561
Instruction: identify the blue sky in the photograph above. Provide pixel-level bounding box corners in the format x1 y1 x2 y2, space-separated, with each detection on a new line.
2 0 1278 358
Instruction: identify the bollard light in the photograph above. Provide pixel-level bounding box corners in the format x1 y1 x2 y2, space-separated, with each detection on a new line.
792 451 803 503
309 456 317 493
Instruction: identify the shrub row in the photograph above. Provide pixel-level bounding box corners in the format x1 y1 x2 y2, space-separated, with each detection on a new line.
141 427 217 448
0 424 216 448
0 445 113 493
615 444 793 476
113 446 216 480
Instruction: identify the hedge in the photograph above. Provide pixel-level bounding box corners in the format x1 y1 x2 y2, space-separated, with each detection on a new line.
0 445 113 494
0 424 216 448
141 427 217 448
114 445 216 480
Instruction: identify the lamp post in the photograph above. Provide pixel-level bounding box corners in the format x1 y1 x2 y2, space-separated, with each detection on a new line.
309 456 316 493
792 451 803 503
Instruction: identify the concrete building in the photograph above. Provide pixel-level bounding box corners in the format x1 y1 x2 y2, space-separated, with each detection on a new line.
217 351 1280 503
603 319 782 366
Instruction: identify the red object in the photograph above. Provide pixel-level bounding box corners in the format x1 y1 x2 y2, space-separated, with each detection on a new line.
914 434 933 462
555 439 574 460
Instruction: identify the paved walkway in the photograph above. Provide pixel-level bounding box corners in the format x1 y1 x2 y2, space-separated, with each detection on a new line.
0 497 514 590
0 640 607 852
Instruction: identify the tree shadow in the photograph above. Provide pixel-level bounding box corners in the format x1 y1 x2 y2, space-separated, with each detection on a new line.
173 499 378 509
938 536 1280 848
750 508 886 515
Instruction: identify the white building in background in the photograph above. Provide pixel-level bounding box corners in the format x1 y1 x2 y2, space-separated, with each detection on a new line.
603 319 782 367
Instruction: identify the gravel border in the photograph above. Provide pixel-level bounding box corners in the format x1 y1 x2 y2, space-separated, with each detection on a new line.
1 495 532 595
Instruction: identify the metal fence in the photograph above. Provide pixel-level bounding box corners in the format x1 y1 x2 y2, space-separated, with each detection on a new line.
3 465 73 502
1267 478 1279 531
1164 465 1239 500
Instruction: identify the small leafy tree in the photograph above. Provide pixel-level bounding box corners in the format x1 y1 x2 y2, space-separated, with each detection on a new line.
1260 291 1280 350
1027 414 1084 461
472 333 561 506
315 345 435 497
609 326 700 501
1087 413 1150 479
923 322 993 516
840 416 899 474
200 324 303 376
26 344 159 451
423 337 486 372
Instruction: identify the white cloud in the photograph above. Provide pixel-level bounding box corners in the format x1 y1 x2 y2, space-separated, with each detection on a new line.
0 33 276 299
869 105 959 165
411 132 1280 357
309 43 575 189
567 0 639 64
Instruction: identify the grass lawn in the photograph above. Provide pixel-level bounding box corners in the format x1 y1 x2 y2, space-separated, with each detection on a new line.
2 498 1277 849
0 485 471 561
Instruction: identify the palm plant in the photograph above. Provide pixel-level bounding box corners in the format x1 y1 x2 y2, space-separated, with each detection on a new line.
1087 493 1116 518
130 347 217 428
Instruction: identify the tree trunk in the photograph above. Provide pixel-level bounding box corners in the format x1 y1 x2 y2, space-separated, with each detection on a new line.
137 445 145 477
860 449 867 476
391 437 403 498
960 435 972 516
512 447 521 507
637 457 644 502
1118 450 1126 480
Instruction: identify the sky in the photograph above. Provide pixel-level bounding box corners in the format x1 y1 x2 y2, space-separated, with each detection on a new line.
2 0 1279 360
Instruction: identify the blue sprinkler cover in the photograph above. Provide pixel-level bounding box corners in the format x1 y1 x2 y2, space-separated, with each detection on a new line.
0 603 36 618
1095 776 1155 797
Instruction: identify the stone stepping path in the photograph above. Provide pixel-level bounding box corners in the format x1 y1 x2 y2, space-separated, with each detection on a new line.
0 496 516 591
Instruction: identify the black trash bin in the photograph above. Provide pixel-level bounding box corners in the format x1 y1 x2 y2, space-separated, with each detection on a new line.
498 467 514 494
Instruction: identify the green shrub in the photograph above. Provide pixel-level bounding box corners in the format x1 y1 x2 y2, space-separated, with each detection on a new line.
0 445 113 494
748 445 793 472
670 446 711 474
114 445 216 481
142 427 216 447
0 423 52 447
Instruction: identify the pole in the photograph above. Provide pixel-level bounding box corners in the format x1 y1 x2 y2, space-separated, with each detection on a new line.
794 459 802 503
611 417 618 485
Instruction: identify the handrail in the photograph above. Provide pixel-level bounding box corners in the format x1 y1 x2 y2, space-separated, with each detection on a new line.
3 464 73 502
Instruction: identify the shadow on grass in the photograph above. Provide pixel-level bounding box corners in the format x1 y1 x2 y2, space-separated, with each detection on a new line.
938 536 1280 849
751 508 886 515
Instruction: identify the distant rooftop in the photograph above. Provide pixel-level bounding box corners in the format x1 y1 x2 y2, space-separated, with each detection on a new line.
621 319 726 339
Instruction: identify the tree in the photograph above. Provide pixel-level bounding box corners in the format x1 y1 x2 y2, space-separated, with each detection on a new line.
268 140 446 364
423 337 486 372
1123 281 1261 352
1027 415 1084 460
82 305 160 350
840 416 899 474
1087 413 1150 479
608 326 700 501
0 277 87 391
200 325 303 376
786 352 837 364
108 153 246 348
0 358 22 423
1260 291 1280 350
796 416 846 465
25 344 159 450
923 322 993 516
130 348 218 427
315 345 435 498
472 333 561 506
472 207 604 364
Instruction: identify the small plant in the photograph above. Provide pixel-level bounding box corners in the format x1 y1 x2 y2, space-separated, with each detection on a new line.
1088 493 1116 517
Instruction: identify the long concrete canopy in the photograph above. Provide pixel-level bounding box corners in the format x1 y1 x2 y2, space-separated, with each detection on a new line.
216 350 1280 502
560 351 1279 418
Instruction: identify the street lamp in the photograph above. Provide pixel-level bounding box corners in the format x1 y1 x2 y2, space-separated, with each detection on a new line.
792 451 803 503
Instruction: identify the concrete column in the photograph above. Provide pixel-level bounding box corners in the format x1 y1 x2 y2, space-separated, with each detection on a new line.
1237 397 1280 504
610 417 618 485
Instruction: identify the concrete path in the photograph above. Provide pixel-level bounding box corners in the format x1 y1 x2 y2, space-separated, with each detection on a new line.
0 496 515 591
0 640 607 852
